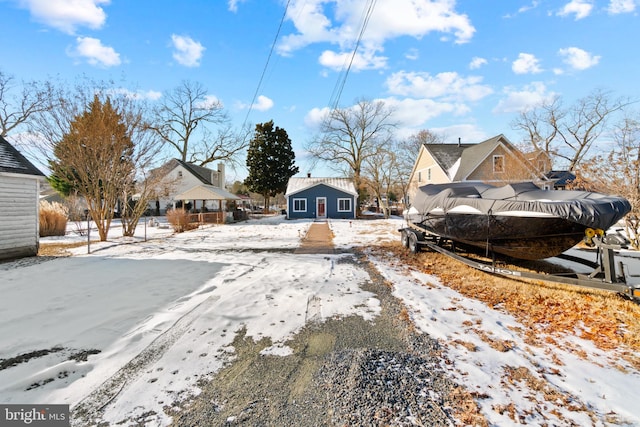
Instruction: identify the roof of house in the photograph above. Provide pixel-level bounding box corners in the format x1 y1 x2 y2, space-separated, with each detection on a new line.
285 177 358 197
546 170 576 186
152 159 219 185
174 184 240 200
423 143 474 174
453 134 508 180
0 135 45 177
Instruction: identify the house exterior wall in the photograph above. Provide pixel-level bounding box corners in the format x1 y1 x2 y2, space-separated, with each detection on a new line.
287 184 356 219
154 164 221 213
407 147 451 205
0 173 40 260
467 146 534 183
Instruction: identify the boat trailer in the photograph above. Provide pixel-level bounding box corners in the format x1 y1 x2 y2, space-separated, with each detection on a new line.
399 226 640 303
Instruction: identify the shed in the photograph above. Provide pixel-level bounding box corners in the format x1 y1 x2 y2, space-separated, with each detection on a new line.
0 135 46 260
285 177 357 220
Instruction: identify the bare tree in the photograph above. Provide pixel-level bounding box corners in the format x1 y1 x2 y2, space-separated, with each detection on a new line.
394 130 444 207
512 89 632 171
148 80 248 167
0 69 54 137
363 147 396 218
306 99 396 211
572 115 640 249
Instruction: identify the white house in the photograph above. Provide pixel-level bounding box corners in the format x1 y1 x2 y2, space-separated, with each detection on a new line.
149 159 235 214
0 135 46 260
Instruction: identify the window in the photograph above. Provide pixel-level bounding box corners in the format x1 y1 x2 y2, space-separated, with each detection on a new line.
293 198 307 212
337 198 352 212
493 155 505 173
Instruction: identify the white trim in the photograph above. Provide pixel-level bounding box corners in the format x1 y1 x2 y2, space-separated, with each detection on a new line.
292 198 307 212
337 198 352 212
316 197 327 219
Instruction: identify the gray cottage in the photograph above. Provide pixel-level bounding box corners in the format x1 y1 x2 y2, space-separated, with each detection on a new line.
285 177 357 220
0 135 45 260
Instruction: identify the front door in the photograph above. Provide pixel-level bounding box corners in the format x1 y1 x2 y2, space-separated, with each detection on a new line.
316 197 327 219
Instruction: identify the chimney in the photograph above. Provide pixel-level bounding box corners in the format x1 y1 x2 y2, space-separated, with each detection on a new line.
217 162 226 188
307 172 311 178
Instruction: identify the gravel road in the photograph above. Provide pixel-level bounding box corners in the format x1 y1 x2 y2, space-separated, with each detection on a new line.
169 252 460 426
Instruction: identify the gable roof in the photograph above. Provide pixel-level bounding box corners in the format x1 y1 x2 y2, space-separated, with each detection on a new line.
423 143 474 174
285 177 358 197
152 159 218 185
453 134 507 181
0 135 45 177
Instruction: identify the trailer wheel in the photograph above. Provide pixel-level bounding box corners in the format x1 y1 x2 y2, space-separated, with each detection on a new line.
401 230 410 248
408 232 421 253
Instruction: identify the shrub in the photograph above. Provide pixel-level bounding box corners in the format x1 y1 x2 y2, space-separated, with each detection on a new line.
166 208 198 233
40 201 69 237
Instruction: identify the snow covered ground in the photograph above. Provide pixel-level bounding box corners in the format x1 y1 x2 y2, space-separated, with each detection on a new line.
1 215 639 426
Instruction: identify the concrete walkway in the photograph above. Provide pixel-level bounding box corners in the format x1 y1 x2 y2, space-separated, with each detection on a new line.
294 221 334 254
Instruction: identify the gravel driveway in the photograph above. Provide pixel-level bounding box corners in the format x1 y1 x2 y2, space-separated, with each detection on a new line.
169 249 459 426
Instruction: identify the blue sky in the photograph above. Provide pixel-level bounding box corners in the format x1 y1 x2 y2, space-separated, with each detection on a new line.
1 0 638 180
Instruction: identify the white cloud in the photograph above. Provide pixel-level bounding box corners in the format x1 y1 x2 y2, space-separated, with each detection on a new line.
512 53 543 74
171 34 205 67
384 97 469 127
493 82 556 113
251 95 274 111
469 57 487 70
278 0 475 66
558 0 594 20
19 0 109 34
558 46 600 70
227 0 247 13
405 48 419 61
70 36 120 67
607 0 636 14
236 95 273 112
318 48 387 71
385 71 493 102
196 94 223 109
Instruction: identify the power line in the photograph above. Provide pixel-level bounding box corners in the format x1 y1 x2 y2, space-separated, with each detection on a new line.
326 0 378 114
242 0 293 130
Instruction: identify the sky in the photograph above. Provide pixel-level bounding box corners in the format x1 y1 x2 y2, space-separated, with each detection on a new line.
1 0 639 179
1 216 639 426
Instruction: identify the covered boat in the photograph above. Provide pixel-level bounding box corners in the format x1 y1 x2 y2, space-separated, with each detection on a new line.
405 182 631 260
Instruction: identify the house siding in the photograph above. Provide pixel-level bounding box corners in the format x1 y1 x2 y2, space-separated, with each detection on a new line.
287 184 356 219
467 146 535 183
0 174 40 260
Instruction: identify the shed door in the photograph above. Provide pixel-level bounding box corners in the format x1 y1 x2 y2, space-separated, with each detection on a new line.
316 197 327 219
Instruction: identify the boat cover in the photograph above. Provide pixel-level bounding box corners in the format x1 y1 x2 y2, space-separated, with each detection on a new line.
411 182 631 231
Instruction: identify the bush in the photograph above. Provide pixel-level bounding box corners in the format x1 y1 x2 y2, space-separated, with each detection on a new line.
40 201 68 237
166 208 198 233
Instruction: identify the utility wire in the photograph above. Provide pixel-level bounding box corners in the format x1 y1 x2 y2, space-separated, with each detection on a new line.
242 0 293 130
326 0 378 115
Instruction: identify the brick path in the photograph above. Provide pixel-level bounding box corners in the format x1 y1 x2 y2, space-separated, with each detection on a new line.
294 221 334 254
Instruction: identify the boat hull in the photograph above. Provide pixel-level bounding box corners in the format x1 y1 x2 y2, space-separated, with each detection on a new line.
410 213 586 260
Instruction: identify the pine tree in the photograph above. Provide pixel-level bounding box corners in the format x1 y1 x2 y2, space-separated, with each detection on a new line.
245 121 299 212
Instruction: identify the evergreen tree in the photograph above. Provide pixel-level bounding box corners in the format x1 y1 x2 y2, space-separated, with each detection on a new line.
245 120 298 212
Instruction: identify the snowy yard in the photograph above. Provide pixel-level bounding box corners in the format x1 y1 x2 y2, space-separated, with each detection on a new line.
1 215 639 426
